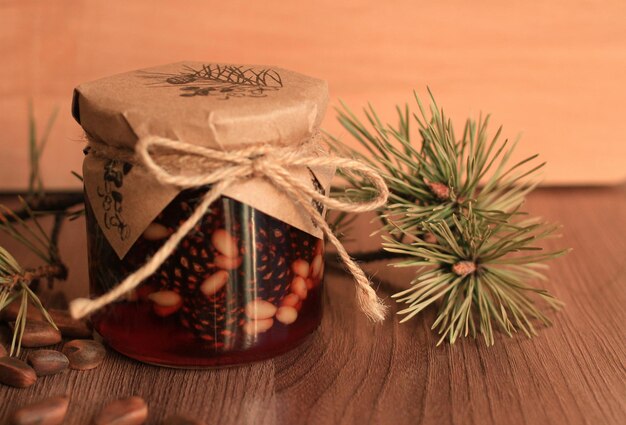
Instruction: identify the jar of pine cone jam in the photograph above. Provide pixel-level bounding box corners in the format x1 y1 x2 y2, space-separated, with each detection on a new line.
84 189 325 367
72 62 332 367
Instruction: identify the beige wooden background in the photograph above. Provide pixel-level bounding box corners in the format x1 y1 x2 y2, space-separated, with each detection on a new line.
1 0 625 189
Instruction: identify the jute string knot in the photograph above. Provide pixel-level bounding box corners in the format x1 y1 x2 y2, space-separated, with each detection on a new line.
69 135 390 322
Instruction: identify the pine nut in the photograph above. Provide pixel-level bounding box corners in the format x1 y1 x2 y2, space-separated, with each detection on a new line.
291 259 310 277
305 278 315 290
142 223 170 241
243 318 274 335
200 271 229 297
27 350 69 377
148 291 182 307
244 299 277 320
49 309 92 339
10 396 69 425
211 229 238 257
291 276 308 300
62 340 106 371
314 238 324 256
276 306 298 325
94 396 148 425
214 255 242 270
0 357 37 388
281 293 300 307
310 254 323 278
10 321 61 348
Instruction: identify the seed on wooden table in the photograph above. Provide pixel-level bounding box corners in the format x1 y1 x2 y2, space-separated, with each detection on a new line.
243 318 274 335
200 271 229 297
0 357 37 388
280 293 300 308
162 415 206 425
291 259 310 277
276 306 298 325
94 396 148 425
49 309 92 338
10 396 69 425
148 291 182 317
1 299 44 322
10 321 61 348
27 350 69 376
211 229 238 257
214 255 242 270
62 339 106 370
142 223 170 241
244 299 277 320
291 276 308 300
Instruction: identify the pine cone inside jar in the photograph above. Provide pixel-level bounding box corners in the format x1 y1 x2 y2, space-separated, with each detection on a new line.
136 188 324 349
156 196 246 349
179 205 299 348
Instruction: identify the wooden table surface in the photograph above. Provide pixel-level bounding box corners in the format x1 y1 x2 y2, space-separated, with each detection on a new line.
0 187 625 425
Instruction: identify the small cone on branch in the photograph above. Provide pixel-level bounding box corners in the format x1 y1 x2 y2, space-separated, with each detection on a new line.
424 179 451 201
452 261 477 277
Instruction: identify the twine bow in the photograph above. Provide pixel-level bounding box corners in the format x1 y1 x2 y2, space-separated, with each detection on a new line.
69 135 390 321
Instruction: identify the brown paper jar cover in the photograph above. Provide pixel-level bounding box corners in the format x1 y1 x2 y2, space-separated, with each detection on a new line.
73 62 330 367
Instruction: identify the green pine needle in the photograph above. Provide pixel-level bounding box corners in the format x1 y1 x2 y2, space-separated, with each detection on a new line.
329 90 569 346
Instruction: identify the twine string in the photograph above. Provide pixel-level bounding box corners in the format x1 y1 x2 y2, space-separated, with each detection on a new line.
69 135 389 321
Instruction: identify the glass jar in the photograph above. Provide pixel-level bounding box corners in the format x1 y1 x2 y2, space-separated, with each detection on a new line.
85 185 325 367
73 61 332 367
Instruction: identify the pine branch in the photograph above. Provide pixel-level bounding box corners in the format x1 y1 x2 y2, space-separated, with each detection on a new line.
5 264 67 290
328 90 569 346
0 244 64 356
349 249 409 262
0 104 69 356
0 196 70 355
3 192 84 223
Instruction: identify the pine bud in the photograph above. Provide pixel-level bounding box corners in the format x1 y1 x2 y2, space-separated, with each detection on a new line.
424 179 451 200
452 261 477 276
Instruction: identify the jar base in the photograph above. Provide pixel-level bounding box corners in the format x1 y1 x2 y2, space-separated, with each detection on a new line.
94 302 323 368
98 326 319 369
